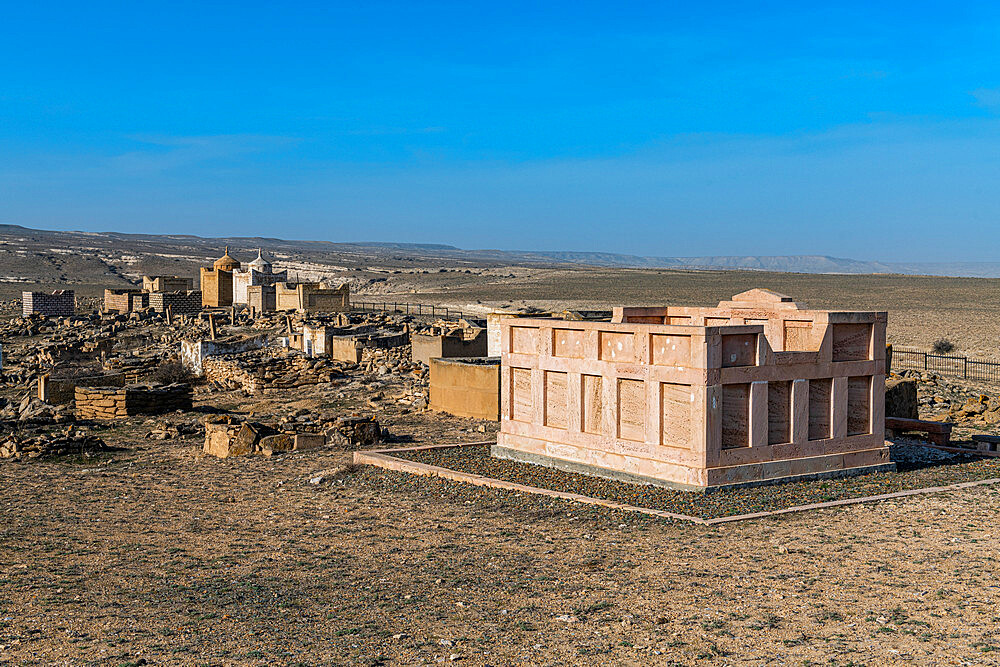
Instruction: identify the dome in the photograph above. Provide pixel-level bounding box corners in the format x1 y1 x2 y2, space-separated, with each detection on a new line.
213 246 241 271
247 248 272 272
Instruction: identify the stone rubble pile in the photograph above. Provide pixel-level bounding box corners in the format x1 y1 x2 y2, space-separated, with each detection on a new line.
945 395 1000 426
361 345 422 376
145 418 203 440
202 413 382 458
885 369 1000 430
327 416 382 447
0 395 74 424
203 415 326 458
0 426 107 460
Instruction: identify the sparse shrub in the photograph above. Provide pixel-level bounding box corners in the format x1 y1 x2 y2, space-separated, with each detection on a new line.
932 338 955 355
148 361 192 385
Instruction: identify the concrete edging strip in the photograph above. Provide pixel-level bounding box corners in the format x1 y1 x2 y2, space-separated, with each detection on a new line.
352 444 1000 525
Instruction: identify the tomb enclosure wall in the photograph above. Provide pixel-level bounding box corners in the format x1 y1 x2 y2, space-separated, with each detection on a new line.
39 373 128 405
247 285 277 313
412 329 488 365
143 276 194 293
148 291 202 314
75 384 193 420
22 291 75 317
180 336 267 376
429 357 500 420
103 289 148 313
275 283 350 313
495 290 888 491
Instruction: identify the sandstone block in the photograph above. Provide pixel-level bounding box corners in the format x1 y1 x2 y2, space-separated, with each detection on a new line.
885 378 918 419
293 433 326 451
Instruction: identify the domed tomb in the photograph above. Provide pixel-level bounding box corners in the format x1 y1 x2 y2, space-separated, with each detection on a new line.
213 246 241 271
247 248 272 272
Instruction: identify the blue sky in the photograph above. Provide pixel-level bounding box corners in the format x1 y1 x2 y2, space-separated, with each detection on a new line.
2 2 1000 261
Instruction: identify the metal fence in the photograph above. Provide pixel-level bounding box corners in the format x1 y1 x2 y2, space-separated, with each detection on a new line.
352 300 469 320
892 347 1000 382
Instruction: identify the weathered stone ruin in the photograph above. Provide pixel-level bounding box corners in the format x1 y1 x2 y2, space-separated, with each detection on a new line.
201 349 343 395
411 326 488 365
293 322 408 363
204 417 325 458
247 284 277 313
143 275 194 292
180 335 267 376
104 288 149 313
202 414 378 458
275 281 350 313
149 291 201 315
106 278 201 316
494 289 890 491
75 384 193 420
38 372 128 404
0 426 106 460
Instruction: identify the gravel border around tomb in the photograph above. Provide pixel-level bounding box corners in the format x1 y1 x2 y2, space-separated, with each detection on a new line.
381 441 1000 521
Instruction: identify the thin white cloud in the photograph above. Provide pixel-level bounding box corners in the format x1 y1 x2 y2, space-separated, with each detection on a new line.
110 134 299 173
970 87 1000 111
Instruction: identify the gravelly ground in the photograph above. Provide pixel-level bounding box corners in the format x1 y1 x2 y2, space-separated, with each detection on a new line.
394 442 1000 519
5 411 1000 665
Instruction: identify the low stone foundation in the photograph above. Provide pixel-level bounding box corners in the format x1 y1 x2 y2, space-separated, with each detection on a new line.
75 384 193 420
492 444 896 493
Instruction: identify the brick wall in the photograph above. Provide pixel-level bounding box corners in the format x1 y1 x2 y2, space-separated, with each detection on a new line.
149 291 202 314
22 291 75 317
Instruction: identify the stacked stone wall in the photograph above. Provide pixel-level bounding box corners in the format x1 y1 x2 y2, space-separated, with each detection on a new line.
40 372 128 405
202 352 343 395
75 384 193 420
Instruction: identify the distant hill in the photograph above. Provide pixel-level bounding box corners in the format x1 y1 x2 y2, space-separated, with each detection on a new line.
1 224 999 295
511 251 901 274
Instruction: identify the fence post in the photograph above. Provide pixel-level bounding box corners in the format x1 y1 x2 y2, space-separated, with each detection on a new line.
923 353 927 371
964 357 968 379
